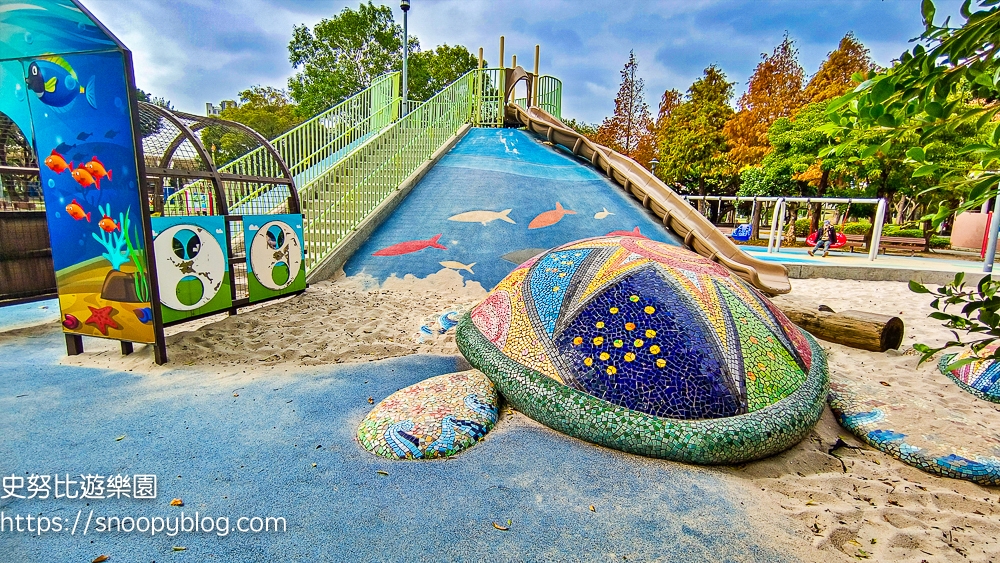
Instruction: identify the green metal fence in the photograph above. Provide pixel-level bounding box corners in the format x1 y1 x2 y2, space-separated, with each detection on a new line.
163 72 400 216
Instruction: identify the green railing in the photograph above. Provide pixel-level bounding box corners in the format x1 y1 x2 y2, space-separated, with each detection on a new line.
513 75 562 119
163 72 400 215
301 70 478 270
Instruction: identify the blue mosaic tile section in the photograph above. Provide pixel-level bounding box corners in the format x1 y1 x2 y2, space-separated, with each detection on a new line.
553 267 741 420
528 249 591 336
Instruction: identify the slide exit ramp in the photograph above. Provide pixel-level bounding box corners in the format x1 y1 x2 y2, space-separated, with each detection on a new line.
505 103 791 295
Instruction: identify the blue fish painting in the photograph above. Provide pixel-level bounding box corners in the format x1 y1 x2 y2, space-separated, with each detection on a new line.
25 56 96 110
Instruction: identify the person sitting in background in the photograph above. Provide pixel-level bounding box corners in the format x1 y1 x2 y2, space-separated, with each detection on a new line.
808 220 837 257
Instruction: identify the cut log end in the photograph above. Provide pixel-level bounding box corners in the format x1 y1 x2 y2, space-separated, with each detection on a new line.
777 305 905 353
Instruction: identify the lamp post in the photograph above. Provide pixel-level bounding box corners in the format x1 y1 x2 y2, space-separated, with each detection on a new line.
400 0 410 116
649 158 659 176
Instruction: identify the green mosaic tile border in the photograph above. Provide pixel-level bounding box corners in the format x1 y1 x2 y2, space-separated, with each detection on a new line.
456 312 829 465
938 354 1000 404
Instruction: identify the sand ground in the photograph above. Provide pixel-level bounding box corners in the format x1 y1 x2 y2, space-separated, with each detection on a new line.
65 274 1000 562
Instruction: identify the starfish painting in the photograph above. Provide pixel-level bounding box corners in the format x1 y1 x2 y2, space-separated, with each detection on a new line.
84 305 122 336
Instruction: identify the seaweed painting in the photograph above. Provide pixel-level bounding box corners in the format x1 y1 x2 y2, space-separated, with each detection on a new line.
92 203 150 302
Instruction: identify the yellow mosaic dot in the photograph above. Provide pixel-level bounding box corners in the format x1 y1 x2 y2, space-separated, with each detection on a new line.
757 362 766 371
559 272 567 278
649 345 660 354
644 306 655 314
767 351 776 360
629 295 639 302
634 339 644 348
624 352 636 362
595 321 605 329
553 286 560 292
606 365 617 375
573 336 583 346
625 322 636 331
655 358 666 368
584 357 593 366
599 352 610 361
613 339 623 348
645 329 656 338
609 307 619 314
593 336 604 346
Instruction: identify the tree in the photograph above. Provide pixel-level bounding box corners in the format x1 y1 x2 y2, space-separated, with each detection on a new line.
287 2 408 117
803 33 875 104
595 51 655 165
135 88 173 110
562 118 598 138
823 0 1000 225
724 35 809 169
657 65 736 219
202 86 304 166
407 44 481 101
654 88 682 134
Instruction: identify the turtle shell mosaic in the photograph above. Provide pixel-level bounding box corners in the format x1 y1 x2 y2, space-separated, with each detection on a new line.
455 236 828 464
939 342 1000 403
358 370 499 459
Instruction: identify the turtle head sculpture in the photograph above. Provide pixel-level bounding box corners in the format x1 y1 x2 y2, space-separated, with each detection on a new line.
456 236 828 464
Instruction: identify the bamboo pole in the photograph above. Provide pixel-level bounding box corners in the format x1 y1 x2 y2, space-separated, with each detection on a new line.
499 36 505 69
512 54 517 68
533 44 540 106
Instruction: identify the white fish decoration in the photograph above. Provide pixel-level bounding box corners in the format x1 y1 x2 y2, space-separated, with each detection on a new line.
440 261 476 274
448 209 516 225
594 208 613 220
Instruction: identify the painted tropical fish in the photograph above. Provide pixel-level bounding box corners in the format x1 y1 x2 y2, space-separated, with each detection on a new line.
440 261 475 274
605 226 647 239
24 57 97 109
448 209 516 225
98 214 120 233
372 234 446 256
528 202 575 229
65 199 90 222
44 150 71 174
81 157 111 188
594 207 613 220
71 166 97 189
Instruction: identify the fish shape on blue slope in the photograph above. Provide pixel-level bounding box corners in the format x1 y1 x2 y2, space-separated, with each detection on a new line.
553 267 743 420
527 249 591 336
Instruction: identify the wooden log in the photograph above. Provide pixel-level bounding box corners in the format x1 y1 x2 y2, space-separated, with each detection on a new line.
777 305 904 353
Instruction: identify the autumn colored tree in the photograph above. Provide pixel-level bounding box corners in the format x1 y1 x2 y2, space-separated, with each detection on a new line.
595 51 655 166
724 35 808 169
654 88 681 134
657 65 736 218
802 32 875 104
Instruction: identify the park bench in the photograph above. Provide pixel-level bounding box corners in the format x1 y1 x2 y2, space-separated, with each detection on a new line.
844 234 867 253
878 236 926 255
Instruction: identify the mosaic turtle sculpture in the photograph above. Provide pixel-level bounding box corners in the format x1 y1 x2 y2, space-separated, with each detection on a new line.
939 342 1000 403
455 235 829 465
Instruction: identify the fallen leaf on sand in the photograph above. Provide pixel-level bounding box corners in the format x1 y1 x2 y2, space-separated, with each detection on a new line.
880 381 891 387
368 397 374 404
170 498 183 506
172 547 186 551
377 470 388 476
115 435 125 441
92 556 109 563
492 522 509 531
589 505 595 512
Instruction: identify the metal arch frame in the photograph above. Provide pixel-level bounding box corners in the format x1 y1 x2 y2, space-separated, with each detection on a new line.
140 102 229 215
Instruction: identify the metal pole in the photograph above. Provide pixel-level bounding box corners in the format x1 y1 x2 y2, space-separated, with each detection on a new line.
774 199 787 253
869 198 887 262
984 190 1000 272
401 1 410 115
533 44 540 106
768 199 783 253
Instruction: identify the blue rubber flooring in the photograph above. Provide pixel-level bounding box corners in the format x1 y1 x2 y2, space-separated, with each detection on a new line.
0 322 795 562
344 128 683 289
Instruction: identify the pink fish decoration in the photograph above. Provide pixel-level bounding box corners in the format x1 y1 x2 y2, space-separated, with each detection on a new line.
606 226 647 239
373 234 447 256
528 202 575 229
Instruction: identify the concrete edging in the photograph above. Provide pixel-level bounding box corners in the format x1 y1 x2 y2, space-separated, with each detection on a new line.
306 123 473 284
784 263 982 286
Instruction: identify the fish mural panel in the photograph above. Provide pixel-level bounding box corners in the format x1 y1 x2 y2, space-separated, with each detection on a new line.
151 217 232 324
528 202 575 229
0 6 157 345
372 234 447 256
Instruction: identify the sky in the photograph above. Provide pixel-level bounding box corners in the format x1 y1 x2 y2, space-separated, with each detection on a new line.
83 0 949 124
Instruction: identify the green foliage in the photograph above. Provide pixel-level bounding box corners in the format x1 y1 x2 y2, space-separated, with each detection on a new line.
287 2 407 117
135 88 173 110
202 87 304 166
910 273 1000 368
657 65 736 192
562 118 598 138
823 0 1000 226
737 166 768 197
842 221 871 234
930 235 950 248
407 44 480 102
794 218 811 236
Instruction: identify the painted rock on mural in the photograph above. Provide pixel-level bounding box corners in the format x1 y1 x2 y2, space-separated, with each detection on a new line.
456 235 829 465
940 342 1000 403
358 370 499 460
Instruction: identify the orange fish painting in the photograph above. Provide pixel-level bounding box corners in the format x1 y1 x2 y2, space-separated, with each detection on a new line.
65 199 90 222
98 214 119 233
71 166 97 189
44 150 71 174
82 156 111 189
528 202 575 229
